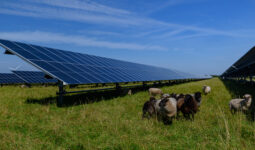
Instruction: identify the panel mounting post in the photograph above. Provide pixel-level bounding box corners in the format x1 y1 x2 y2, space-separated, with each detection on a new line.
57 81 65 107
142 81 146 89
250 76 253 85
115 83 121 91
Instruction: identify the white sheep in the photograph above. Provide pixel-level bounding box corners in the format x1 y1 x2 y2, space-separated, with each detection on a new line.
202 85 211 95
229 94 252 114
128 89 132 95
148 88 163 97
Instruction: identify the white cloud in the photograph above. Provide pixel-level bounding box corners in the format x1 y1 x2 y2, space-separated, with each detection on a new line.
0 0 253 42
0 31 168 51
0 0 246 38
144 0 208 14
26 0 130 15
0 2 140 26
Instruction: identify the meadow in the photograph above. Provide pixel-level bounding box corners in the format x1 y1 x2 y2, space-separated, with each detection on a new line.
0 78 255 150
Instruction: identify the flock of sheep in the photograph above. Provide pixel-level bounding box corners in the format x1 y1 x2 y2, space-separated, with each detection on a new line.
142 85 253 125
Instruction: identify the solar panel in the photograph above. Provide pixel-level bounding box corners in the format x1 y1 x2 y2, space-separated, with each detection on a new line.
0 73 24 84
12 71 58 84
0 39 196 85
222 46 255 77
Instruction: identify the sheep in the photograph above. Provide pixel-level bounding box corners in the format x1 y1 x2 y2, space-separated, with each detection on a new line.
178 94 198 120
148 88 163 97
128 89 132 95
142 97 157 119
229 94 252 114
159 97 177 125
203 85 211 95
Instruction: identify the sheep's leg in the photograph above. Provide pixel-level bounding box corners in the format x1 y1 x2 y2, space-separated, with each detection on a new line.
183 113 189 120
147 111 153 119
176 112 179 120
231 108 236 114
163 116 172 125
142 113 146 119
191 112 195 121
142 111 147 119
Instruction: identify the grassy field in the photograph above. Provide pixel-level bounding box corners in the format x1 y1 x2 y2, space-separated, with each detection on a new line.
0 78 255 150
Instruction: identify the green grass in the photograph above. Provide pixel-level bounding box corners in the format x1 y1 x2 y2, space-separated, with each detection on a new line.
0 78 255 149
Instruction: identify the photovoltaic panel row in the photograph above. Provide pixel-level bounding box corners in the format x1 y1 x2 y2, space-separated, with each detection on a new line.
0 73 24 84
0 39 197 85
222 46 255 76
12 71 58 84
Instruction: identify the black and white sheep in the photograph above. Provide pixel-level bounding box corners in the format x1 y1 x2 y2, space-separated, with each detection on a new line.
191 92 202 107
159 97 177 124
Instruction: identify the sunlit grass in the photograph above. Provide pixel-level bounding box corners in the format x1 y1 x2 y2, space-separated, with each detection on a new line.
0 78 254 149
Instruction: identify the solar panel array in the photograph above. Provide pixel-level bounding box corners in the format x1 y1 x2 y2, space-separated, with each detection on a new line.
12 71 57 84
222 46 255 77
0 39 198 85
0 73 24 84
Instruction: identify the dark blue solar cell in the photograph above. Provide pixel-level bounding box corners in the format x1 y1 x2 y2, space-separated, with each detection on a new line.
0 73 24 84
0 41 40 60
12 71 58 84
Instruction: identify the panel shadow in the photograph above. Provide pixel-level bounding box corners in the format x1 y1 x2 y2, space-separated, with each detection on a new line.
220 78 255 121
25 79 202 107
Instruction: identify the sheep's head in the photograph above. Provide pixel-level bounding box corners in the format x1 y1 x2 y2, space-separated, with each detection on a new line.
194 92 202 102
184 94 193 103
159 97 168 107
243 94 252 101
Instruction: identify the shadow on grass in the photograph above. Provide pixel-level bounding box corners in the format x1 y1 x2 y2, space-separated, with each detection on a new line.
25 79 204 107
220 79 255 121
25 85 154 107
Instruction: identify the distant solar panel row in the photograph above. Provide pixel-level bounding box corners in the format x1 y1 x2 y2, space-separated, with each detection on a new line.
0 71 57 84
0 39 198 85
0 73 24 84
12 71 57 84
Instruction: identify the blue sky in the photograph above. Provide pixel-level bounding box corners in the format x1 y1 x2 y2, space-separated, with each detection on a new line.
0 0 255 76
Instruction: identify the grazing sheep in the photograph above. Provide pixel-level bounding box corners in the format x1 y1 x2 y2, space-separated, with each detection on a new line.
159 97 177 125
20 84 31 88
128 89 132 95
178 94 198 120
148 88 163 97
203 85 211 94
229 94 252 114
142 97 157 119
